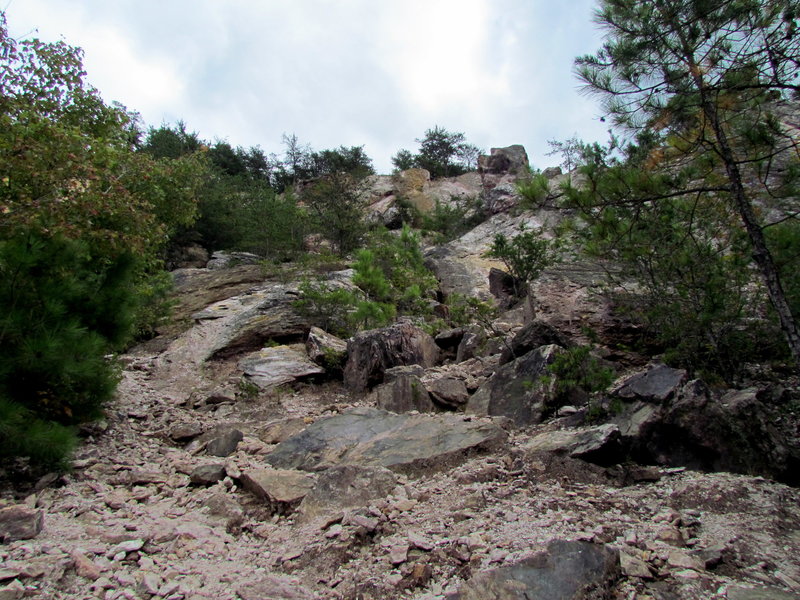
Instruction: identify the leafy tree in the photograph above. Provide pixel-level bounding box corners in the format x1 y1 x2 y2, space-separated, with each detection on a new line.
575 0 800 367
485 226 554 297
0 14 206 466
140 121 202 159
392 126 481 178
302 171 371 256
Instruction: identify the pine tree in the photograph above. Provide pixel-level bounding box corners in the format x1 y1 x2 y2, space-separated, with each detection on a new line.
575 0 800 367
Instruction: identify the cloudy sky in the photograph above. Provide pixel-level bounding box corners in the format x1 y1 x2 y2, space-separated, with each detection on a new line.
4 0 612 174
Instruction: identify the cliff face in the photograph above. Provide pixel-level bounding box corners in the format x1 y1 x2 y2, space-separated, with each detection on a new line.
2 146 799 600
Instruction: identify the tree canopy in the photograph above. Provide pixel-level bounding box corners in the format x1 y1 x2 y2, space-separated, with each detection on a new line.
572 0 800 371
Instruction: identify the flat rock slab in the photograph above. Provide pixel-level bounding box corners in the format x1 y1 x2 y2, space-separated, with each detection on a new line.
239 345 325 389
237 575 317 600
522 424 622 466
447 540 619 600
296 465 398 524
241 468 316 513
0 505 44 542
613 364 686 402
266 407 507 474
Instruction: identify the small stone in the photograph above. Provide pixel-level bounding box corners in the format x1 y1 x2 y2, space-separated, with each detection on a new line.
666 549 704 571
189 464 226 486
389 545 409 565
139 572 162 595
106 539 144 559
169 423 203 442
0 579 24 600
0 505 44 542
349 514 379 532
409 533 434 551
656 526 685 546
70 549 102 580
206 429 244 457
620 552 653 579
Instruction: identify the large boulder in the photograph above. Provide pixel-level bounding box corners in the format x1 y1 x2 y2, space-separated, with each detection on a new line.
447 540 619 600
238 345 325 389
295 465 398 524
369 366 436 414
500 320 572 365
240 467 316 514
478 145 530 176
265 407 507 474
612 363 686 403
343 320 439 392
622 383 800 485
521 424 623 466
466 345 561 426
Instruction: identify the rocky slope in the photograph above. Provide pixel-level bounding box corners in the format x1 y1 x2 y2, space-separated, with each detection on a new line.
1 148 799 600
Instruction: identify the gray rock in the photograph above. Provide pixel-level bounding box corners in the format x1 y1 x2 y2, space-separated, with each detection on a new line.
239 345 325 389
478 145 530 176
727 585 798 600
266 407 507 474
168 423 203 442
425 376 470 408
371 368 435 414
0 505 44 542
543 166 563 179
626 384 800 484
257 418 308 444
612 364 686 402
237 575 317 600
206 428 243 457
522 424 623 466
240 468 316 513
499 320 572 365
296 465 398 524
189 464 227 485
466 345 560 426
343 320 439 392
305 327 347 368
447 540 619 599
206 250 261 270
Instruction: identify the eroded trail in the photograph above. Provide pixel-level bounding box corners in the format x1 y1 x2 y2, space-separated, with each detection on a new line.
2 350 800 599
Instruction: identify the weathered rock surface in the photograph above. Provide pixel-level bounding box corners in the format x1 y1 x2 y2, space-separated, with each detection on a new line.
0 505 44 542
466 345 560 426
499 320 572 364
241 467 316 513
447 540 619 599
612 363 687 402
343 320 439 392
622 383 800 485
522 424 623 466
478 144 530 176
239 345 325 389
296 465 398 524
370 366 435 414
305 327 347 368
266 407 507 473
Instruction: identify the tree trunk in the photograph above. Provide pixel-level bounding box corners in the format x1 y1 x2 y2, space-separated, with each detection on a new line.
703 100 800 368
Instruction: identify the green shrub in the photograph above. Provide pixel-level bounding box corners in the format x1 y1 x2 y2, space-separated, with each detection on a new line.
0 232 138 468
541 345 614 416
420 195 486 243
484 226 553 297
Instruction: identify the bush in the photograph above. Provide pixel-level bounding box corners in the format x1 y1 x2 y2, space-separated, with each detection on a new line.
540 345 614 416
420 195 486 243
0 233 138 468
392 127 480 178
484 226 553 297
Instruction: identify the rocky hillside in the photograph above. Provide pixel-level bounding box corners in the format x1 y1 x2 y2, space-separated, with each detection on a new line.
1 148 799 600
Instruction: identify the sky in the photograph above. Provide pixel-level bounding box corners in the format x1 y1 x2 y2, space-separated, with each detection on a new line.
3 0 613 175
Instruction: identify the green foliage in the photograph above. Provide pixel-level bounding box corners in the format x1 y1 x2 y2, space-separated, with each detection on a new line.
516 171 551 208
392 126 481 178
419 195 486 243
485 226 553 297
294 225 436 336
0 233 138 467
541 345 614 416
0 14 210 467
302 171 371 256
0 397 76 470
575 0 800 368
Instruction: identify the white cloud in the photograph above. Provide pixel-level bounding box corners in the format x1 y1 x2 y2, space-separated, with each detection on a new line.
3 0 614 173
